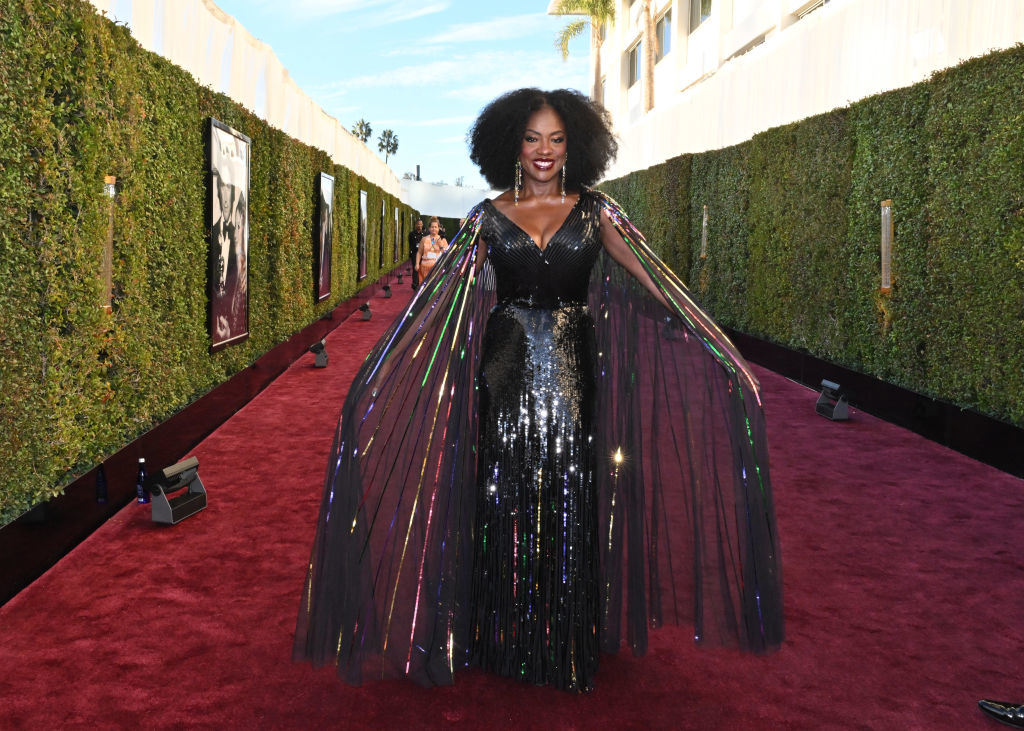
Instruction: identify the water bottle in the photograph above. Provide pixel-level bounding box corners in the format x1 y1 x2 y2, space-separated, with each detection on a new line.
95 464 108 504
136 457 150 504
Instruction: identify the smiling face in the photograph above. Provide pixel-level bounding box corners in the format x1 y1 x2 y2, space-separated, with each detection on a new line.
518 105 567 187
428 220 439 236
217 177 234 222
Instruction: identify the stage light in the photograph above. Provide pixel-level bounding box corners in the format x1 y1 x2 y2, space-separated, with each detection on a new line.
815 379 850 421
397 271 404 283
309 338 328 368
382 284 392 298
359 302 372 320
146 456 207 525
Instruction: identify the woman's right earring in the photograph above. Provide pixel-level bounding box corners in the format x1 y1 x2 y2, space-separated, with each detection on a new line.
514 159 522 206
560 154 567 203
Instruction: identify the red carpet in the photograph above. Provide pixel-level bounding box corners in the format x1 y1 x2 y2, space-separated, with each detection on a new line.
1 273 1022 729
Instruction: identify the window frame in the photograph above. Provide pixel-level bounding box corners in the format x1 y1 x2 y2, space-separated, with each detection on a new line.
655 9 672 63
689 0 712 33
627 40 642 88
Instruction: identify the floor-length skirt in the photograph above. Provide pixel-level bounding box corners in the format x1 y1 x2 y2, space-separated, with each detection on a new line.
470 302 600 692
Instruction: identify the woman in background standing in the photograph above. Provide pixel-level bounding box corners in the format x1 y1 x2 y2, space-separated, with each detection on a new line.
415 216 447 284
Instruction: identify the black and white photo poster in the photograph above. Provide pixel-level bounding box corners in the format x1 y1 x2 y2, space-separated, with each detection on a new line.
208 118 250 351
316 172 334 302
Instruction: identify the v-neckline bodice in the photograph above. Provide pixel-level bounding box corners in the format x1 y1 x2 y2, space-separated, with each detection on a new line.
485 195 583 253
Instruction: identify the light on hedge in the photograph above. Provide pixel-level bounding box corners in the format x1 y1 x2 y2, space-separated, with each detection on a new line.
880 199 893 293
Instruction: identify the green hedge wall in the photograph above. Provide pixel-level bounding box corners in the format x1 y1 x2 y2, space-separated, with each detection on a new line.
601 43 1024 432
845 83 932 386
0 0 413 524
687 143 752 330
923 50 1024 420
601 155 692 277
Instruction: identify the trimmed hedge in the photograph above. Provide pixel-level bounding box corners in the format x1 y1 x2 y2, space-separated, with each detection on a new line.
601 43 1024 432
688 143 752 330
601 154 691 275
0 0 414 524
845 83 932 386
922 50 1024 420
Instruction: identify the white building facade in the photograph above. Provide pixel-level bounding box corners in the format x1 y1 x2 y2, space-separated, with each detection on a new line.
552 0 1024 180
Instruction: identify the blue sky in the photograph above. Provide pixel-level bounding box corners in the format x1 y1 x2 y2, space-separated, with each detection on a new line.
209 0 591 190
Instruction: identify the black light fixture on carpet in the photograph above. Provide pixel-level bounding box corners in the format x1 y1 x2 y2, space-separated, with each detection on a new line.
815 379 850 421
382 284 392 298
308 338 328 368
146 456 207 525
359 302 372 320
396 271 403 283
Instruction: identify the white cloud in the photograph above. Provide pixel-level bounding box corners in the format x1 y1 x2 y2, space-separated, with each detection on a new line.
245 0 448 23
311 49 587 100
399 115 476 128
311 58 473 96
245 0 385 17
438 53 590 104
430 13 551 44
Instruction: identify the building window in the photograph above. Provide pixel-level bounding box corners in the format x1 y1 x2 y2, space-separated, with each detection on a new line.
656 10 672 62
627 42 641 87
690 0 712 32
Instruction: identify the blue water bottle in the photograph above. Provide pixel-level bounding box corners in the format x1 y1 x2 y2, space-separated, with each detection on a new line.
136 457 150 504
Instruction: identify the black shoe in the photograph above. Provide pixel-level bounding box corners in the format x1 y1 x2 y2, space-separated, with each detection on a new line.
979 700 1024 727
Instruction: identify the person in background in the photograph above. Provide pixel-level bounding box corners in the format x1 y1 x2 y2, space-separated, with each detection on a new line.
415 216 447 284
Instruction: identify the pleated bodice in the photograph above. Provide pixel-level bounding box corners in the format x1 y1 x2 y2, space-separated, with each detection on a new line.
480 194 602 308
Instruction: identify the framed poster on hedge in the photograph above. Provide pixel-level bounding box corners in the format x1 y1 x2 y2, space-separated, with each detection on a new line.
358 190 367 280
207 117 250 352
393 207 400 263
315 172 334 302
378 200 386 268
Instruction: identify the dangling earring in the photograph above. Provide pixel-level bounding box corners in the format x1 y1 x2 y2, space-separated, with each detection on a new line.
560 153 567 204
514 159 522 206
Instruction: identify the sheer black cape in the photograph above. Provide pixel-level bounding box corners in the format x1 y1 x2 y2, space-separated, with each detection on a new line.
294 190 783 686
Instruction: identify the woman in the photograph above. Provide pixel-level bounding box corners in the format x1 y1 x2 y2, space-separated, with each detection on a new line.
295 89 783 692
415 216 447 284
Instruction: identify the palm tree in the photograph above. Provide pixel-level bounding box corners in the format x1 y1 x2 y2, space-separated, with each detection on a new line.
553 0 615 106
352 119 372 143
641 0 655 112
377 129 398 164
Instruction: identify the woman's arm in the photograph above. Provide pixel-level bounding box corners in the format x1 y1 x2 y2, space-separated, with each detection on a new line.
475 236 488 273
415 239 424 272
598 208 669 309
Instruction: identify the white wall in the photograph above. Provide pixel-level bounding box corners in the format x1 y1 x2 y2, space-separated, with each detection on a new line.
587 0 1024 180
87 0 404 198
401 180 498 219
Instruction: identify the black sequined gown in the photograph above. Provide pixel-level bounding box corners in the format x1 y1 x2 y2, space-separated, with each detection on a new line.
470 195 602 691
294 188 784 692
